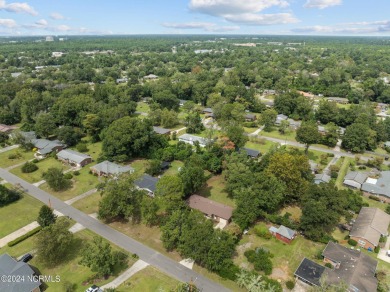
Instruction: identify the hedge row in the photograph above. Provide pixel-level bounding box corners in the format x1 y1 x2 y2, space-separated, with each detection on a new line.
7 226 42 247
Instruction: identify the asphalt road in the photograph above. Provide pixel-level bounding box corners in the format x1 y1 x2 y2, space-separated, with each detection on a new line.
0 168 230 292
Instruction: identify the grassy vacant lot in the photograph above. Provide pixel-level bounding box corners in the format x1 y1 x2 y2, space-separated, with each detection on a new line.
72 191 102 214
40 167 99 201
0 194 42 238
0 148 34 168
0 228 136 292
198 175 235 208
235 223 325 279
136 102 150 113
116 266 180 292
245 140 277 154
129 159 148 173
11 157 69 183
162 160 184 176
261 129 297 142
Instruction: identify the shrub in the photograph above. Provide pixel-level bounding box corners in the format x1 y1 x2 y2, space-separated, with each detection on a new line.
8 152 22 159
244 248 273 275
76 143 89 153
8 226 42 247
325 263 333 268
32 158 39 163
374 246 380 253
0 185 21 207
21 162 38 173
254 225 272 239
369 195 381 202
286 280 295 290
216 262 240 281
358 165 366 170
73 170 80 176
63 173 73 180
348 239 357 246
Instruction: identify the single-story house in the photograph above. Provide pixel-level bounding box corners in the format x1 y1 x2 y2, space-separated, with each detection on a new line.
57 149 92 167
318 125 327 135
143 74 158 80
349 207 390 250
244 113 256 122
326 97 349 104
135 174 159 196
0 124 17 133
179 99 189 106
263 89 276 96
262 100 274 108
33 139 64 157
314 173 331 184
90 161 134 177
275 114 288 125
240 147 261 158
287 118 301 130
269 225 297 244
153 126 171 136
295 242 378 291
178 134 212 148
309 161 318 174
343 171 369 189
0 253 41 292
361 171 390 199
116 78 128 84
11 72 22 78
187 195 233 225
202 108 213 114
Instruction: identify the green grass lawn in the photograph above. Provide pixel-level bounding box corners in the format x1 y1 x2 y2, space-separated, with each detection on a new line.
0 194 42 238
245 140 277 154
0 148 34 168
279 206 302 222
261 129 297 142
0 228 136 292
116 266 180 292
198 175 235 208
72 191 102 214
72 141 102 161
335 157 351 189
136 102 150 113
244 127 258 134
129 159 148 173
10 157 69 183
39 167 100 201
162 160 184 176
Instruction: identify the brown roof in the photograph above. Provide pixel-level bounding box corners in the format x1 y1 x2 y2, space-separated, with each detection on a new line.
350 207 390 246
187 195 233 220
0 124 17 133
323 242 378 292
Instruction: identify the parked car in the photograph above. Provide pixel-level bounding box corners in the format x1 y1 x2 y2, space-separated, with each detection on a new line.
19 253 32 263
85 285 103 292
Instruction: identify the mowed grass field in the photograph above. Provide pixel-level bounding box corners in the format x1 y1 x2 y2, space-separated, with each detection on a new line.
0 148 34 168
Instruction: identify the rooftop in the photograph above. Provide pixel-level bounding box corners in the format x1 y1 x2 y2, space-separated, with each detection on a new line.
294 258 325 287
240 147 260 158
91 161 134 176
57 149 91 164
187 195 233 221
135 174 159 193
153 126 171 135
361 171 390 198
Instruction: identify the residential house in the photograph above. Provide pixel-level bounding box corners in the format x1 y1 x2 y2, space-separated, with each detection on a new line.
295 242 378 291
240 147 261 159
262 100 274 108
33 139 64 157
275 114 288 126
0 253 41 292
349 207 390 250
343 171 369 189
187 195 233 225
298 90 314 99
384 141 390 148
10 72 21 78
202 108 213 114
244 113 257 122
326 97 349 104
179 99 188 107
287 118 301 130
263 89 276 96
314 173 331 184
90 161 134 177
361 171 390 199
153 126 171 136
160 161 171 171
309 161 318 174
269 225 297 244
135 174 159 196
178 134 212 148
143 74 158 80
57 149 92 167
116 78 128 84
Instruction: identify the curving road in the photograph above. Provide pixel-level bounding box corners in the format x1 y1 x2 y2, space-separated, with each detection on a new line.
0 168 230 292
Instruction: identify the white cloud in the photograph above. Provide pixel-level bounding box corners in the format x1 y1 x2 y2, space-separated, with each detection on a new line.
162 21 239 32
304 0 342 9
54 25 71 32
50 12 65 20
0 18 17 28
35 19 47 27
0 0 37 15
291 22 390 34
189 0 298 25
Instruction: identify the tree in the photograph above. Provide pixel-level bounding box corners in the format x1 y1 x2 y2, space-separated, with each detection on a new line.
37 205 57 227
179 163 206 195
141 196 159 226
35 217 74 267
185 111 204 134
0 184 20 207
296 121 321 153
278 119 290 134
342 123 377 152
224 123 248 148
316 100 339 124
261 109 277 132
321 123 339 147
34 112 56 138
43 167 71 191
80 236 119 277
155 175 185 212
161 209 188 251
145 159 162 176
82 114 101 142
98 175 144 223
56 126 84 147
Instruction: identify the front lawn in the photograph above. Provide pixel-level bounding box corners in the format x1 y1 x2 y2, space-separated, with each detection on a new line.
245 140 277 154
162 160 184 176
10 157 69 183
198 175 235 208
136 102 150 113
0 148 34 168
0 194 42 238
261 129 297 142
116 266 180 292
72 191 102 214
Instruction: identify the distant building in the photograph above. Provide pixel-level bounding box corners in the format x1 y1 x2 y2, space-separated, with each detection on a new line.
90 161 134 177
244 113 256 122
0 124 17 134
51 52 64 58
153 126 171 136
143 74 158 80
45 36 54 42
57 149 92 167
178 134 212 148
10 72 21 78
116 78 128 84
275 114 288 125
240 147 261 158
326 97 348 104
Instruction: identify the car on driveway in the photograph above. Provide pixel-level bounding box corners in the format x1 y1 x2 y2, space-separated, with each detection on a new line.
19 253 33 263
85 285 103 292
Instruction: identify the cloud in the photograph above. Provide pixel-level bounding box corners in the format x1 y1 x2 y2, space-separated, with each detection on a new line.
35 19 47 27
50 12 65 20
0 0 37 15
189 0 298 25
304 0 342 9
0 18 17 28
162 21 240 32
291 22 390 34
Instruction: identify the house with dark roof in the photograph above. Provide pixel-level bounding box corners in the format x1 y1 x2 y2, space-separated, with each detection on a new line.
135 174 159 196
361 171 390 199
33 139 64 157
349 207 390 250
294 258 325 287
153 126 171 136
269 225 297 244
240 147 261 158
314 173 331 184
0 253 41 292
275 114 288 125
57 149 92 167
90 161 134 177
244 113 257 122
178 134 212 148
187 195 233 225
343 171 369 189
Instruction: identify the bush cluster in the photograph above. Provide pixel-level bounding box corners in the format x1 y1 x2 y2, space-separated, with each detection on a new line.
8 226 42 247
21 161 38 173
244 248 273 275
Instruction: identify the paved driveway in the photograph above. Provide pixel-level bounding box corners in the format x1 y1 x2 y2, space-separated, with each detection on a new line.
378 236 390 263
0 168 229 292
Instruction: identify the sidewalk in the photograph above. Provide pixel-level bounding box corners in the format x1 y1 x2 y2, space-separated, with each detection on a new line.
0 221 40 248
65 188 97 205
0 145 19 154
100 259 149 289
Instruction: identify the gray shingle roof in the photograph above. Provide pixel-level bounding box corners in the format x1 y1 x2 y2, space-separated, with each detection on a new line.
202 107 213 113
240 147 260 158
276 225 296 240
153 126 171 135
178 134 211 146
361 171 390 198
135 174 159 193
90 161 134 176
32 139 63 155
344 171 369 184
0 254 41 292
314 173 331 184
294 258 325 287
57 149 91 164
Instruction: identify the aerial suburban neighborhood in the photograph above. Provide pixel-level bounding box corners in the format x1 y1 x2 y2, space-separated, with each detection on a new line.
0 2 390 292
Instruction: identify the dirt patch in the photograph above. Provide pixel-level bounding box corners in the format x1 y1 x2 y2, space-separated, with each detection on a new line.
270 267 289 281
237 242 252 253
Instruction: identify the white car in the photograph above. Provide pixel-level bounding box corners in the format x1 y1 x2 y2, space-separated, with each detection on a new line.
85 285 103 292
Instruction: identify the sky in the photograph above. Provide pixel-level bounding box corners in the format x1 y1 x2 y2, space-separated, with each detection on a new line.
0 0 390 36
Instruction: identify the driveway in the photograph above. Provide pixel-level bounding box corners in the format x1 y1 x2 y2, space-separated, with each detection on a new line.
0 168 229 292
378 236 390 263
